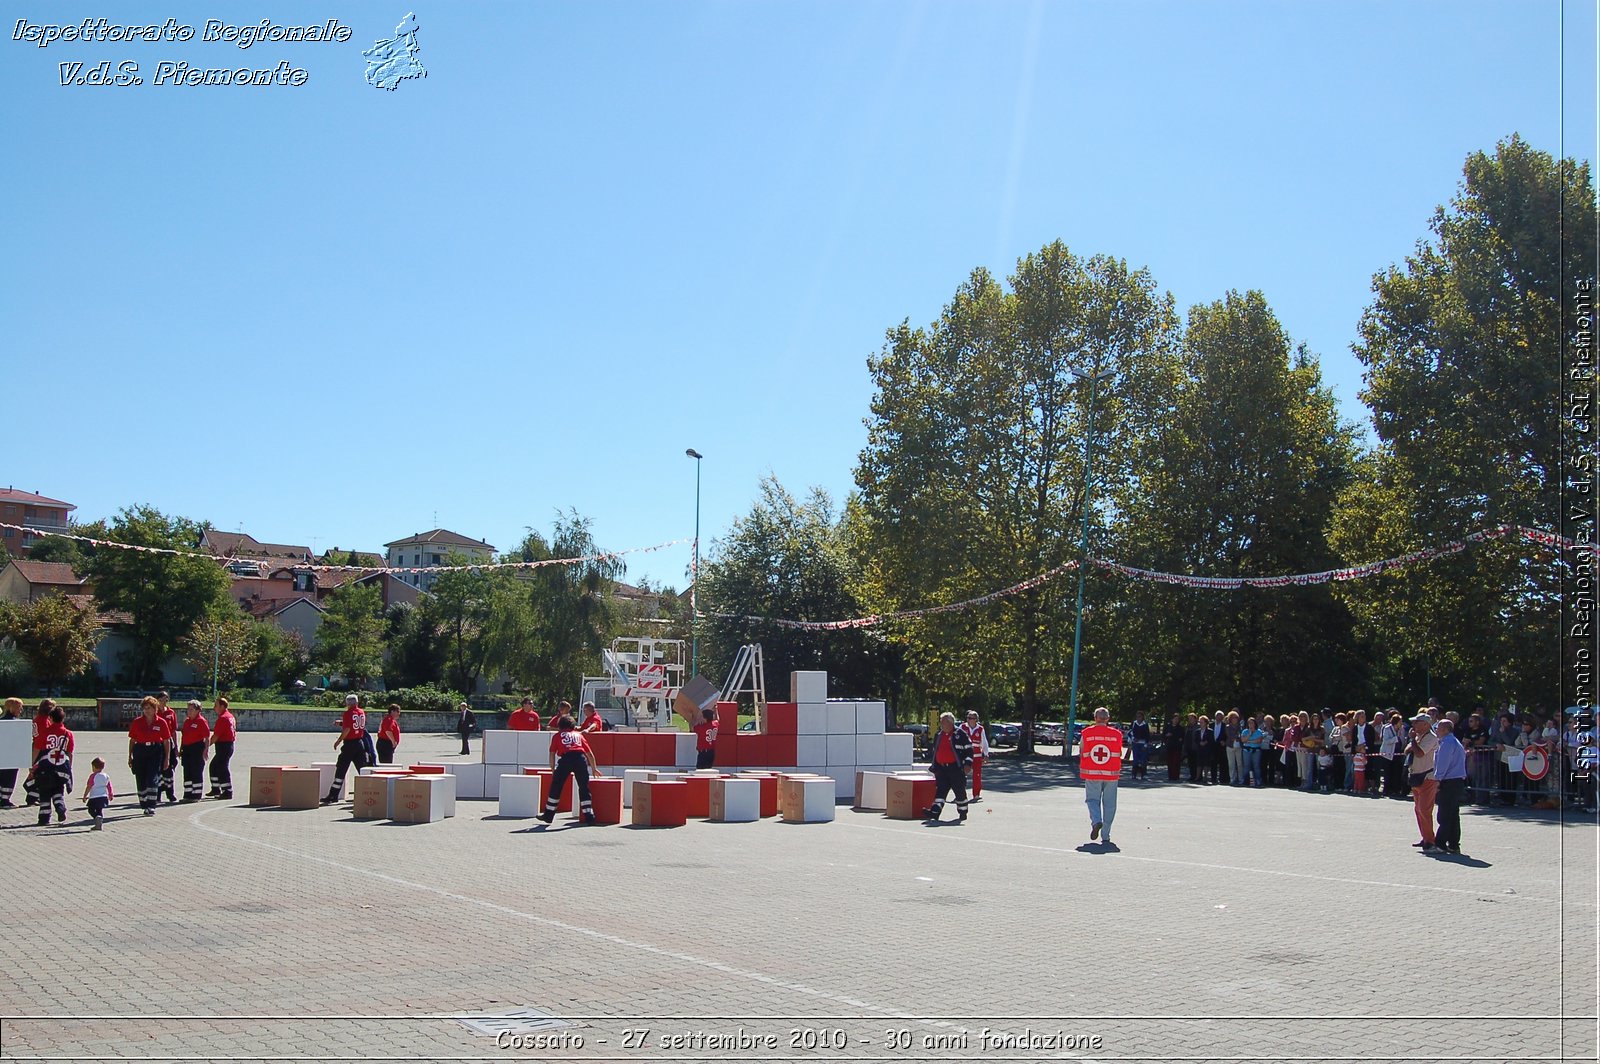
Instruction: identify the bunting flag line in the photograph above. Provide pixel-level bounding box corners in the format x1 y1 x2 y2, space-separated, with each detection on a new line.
0 522 689 576
706 524 1593 630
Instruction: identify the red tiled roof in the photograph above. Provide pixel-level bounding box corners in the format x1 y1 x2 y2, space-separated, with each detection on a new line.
202 530 313 561
63 594 131 626
382 528 495 552
0 488 75 510
8 560 82 586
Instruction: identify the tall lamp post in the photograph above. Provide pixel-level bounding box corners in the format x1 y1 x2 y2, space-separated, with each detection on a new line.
1064 367 1114 766
686 448 703 677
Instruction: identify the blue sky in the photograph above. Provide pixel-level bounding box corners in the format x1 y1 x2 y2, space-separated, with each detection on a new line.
4 1 1595 588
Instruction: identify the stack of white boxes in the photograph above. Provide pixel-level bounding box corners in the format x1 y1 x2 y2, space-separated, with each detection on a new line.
437 668 915 802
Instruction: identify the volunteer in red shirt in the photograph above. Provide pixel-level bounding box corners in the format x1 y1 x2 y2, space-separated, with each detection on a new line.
506 697 541 732
924 711 974 822
579 702 605 734
207 697 238 800
540 713 600 825
128 695 173 816
1080 707 1124 847
322 694 370 804
178 700 211 803
31 704 75 826
959 711 991 800
23 698 53 805
376 704 402 764
156 690 180 803
692 707 719 769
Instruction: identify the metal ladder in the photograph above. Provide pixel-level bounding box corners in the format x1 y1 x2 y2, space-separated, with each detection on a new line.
722 643 767 730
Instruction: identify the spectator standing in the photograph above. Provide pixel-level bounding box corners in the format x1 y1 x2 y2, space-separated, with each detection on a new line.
1223 711 1243 786
207 697 237 800
506 698 541 731
455 701 477 756
0 697 21 807
178 700 209 803
1208 711 1228 785
1080 707 1123 846
1433 719 1467 854
1493 713 1520 805
1128 711 1151 781
375 705 401 764
1297 712 1322 792
1261 715 1281 787
1185 714 1207 783
1406 712 1441 851
1240 716 1268 787
1164 713 1184 781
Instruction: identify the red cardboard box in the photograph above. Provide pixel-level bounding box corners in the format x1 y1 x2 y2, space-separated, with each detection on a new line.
765 701 797 735
736 772 779 818
737 734 763 766
886 775 936 819
519 767 571 812
587 732 615 764
614 733 644 765
716 734 739 768
589 776 623 824
682 773 723 818
716 700 740 734
632 780 688 827
408 765 446 774
766 734 798 767
641 732 676 767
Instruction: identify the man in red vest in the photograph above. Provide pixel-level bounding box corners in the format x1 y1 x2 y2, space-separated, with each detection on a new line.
1080 707 1124 847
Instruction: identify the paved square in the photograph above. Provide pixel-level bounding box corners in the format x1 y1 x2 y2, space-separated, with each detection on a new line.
1 730 1594 1063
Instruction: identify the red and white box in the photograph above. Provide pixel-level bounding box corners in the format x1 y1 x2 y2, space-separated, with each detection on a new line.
709 777 760 822
780 776 836 822
392 774 456 823
632 779 688 827
886 774 936 819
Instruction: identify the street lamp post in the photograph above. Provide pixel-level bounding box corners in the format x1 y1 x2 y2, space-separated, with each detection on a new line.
1064 367 1113 766
686 448 703 676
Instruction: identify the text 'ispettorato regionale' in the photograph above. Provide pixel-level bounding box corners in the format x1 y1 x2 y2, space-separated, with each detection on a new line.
13 18 353 87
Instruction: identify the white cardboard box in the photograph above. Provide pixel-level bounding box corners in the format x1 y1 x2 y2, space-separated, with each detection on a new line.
498 774 541 818
826 703 856 736
796 735 827 768
796 703 829 735
0 720 31 770
709 777 760 822
480 766 515 799
482 730 519 764
790 670 828 703
780 776 837 822
883 732 914 766
825 733 856 766
855 770 891 811
855 702 886 734
674 732 697 768
622 769 657 808
516 730 549 764
392 774 456 823
855 734 885 765
452 764 486 799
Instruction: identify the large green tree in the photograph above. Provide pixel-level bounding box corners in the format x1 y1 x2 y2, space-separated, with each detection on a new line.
1330 135 1595 707
383 600 447 689
179 602 262 693
313 581 386 687
430 560 500 695
0 595 99 690
82 507 231 684
699 478 896 703
853 242 1182 751
1106 291 1363 714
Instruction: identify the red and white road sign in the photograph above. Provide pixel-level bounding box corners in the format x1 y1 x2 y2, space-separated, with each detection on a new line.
1521 745 1549 781
636 664 667 691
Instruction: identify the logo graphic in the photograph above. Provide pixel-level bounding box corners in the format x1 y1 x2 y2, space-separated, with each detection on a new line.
363 13 426 90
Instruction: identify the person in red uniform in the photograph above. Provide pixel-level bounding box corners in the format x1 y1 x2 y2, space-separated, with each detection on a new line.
156 690 180 803
1080 706 1124 847
924 712 974 823
178 700 210 803
692 707 719 769
579 702 605 733
30 704 75 826
23 698 53 805
128 696 173 816
539 714 600 824
322 694 370 804
506 697 541 732
959 711 991 800
207 697 237 800
376 704 402 764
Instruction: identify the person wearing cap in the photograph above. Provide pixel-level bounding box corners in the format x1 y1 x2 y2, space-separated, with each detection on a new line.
455 701 477 756
1405 712 1440 851
1432 718 1467 853
959 710 990 799
1080 707 1124 846
507 697 541 732
579 702 605 733
322 695 370 804
177 699 210 803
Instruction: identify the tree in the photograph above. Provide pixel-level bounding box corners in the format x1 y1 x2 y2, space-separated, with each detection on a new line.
1105 291 1363 714
313 581 386 687
383 600 446 689
259 625 312 687
699 478 895 701
179 603 261 693
853 242 1182 752
82 507 231 684
1330 136 1595 707
430 559 500 695
24 535 85 569
0 595 99 690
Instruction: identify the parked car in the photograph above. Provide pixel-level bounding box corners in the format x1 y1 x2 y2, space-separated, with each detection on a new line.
1035 723 1065 745
988 723 1022 748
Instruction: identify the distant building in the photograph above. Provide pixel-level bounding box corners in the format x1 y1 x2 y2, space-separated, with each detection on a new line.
0 488 76 557
200 530 314 576
0 559 84 604
383 529 495 592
